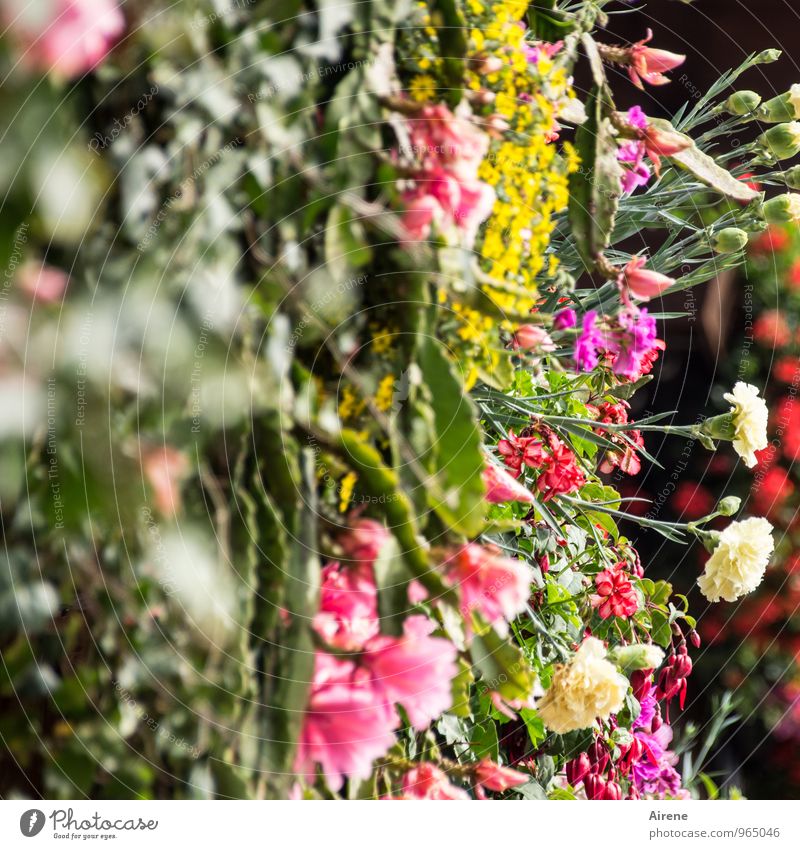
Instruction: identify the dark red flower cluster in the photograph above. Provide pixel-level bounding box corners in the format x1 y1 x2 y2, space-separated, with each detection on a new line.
497 428 585 500
656 643 692 710
592 400 644 476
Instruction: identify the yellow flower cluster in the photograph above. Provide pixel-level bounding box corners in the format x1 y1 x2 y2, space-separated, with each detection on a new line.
468 1 579 313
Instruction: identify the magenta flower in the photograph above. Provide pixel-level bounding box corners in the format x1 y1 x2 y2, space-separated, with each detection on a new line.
554 307 577 330
612 306 658 379
574 310 602 371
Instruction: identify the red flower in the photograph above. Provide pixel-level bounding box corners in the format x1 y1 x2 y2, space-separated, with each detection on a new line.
789 259 800 290
535 432 587 500
671 481 714 520
774 356 800 383
594 400 643 476
753 465 794 518
754 309 790 348
750 226 789 255
591 564 639 619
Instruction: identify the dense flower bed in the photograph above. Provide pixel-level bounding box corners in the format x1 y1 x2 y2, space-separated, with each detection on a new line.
0 0 797 800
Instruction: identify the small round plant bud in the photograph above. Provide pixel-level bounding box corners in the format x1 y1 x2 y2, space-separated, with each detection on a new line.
759 122 800 160
782 165 800 190
764 193 800 225
713 228 748 254
754 49 782 65
723 90 761 115
611 643 665 672
717 496 742 516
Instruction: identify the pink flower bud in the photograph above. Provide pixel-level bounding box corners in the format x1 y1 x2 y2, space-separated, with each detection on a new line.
513 324 557 351
629 30 685 90
474 759 529 791
622 256 674 301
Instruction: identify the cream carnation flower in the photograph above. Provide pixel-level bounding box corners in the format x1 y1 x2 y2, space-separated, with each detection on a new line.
537 637 628 733
723 382 768 468
698 517 774 603
790 83 800 119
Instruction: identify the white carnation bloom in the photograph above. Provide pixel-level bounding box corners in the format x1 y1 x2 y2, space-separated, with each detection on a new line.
723 382 768 468
790 83 800 119
698 517 774 603
537 637 628 733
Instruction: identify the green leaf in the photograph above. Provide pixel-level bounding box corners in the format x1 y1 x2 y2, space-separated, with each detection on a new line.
470 627 537 702
650 118 760 202
418 337 487 537
568 85 623 271
373 534 410 637
651 610 672 648
469 720 499 762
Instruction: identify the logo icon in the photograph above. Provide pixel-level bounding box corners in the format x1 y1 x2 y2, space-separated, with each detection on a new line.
20 810 45 837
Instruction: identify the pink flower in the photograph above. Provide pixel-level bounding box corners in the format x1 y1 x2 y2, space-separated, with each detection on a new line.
401 762 469 799
591 565 639 619
364 616 457 729
142 445 189 518
339 519 391 564
17 262 68 303
629 30 685 90
407 104 489 180
314 561 380 650
443 544 533 634
474 759 529 792
297 653 399 791
6 0 124 78
622 256 674 301
482 463 535 504
512 324 556 352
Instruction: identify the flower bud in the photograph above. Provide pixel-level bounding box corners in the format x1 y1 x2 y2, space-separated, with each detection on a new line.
713 227 748 254
782 165 800 190
759 122 800 160
611 643 665 672
716 495 741 516
723 90 761 115
610 727 634 747
760 84 800 123
763 193 800 225
754 49 782 65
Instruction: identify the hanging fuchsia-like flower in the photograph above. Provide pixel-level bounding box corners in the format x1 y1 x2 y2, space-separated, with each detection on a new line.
443 543 533 634
621 256 675 302
5 0 125 78
482 462 535 504
628 30 685 90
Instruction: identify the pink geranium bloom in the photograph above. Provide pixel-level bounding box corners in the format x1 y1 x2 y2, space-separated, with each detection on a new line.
364 616 457 729
314 561 380 650
474 759 529 792
482 462 534 504
297 653 399 791
6 0 125 78
443 543 533 634
401 762 469 799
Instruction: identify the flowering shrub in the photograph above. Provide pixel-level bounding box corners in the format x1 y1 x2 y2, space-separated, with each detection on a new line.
0 0 795 801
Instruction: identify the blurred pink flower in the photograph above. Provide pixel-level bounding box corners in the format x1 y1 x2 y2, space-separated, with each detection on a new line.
401 762 469 799
17 262 68 303
364 616 457 729
314 561 379 650
474 759 529 791
622 256 674 301
142 445 189 518
297 653 399 791
482 462 534 504
443 543 533 634
6 0 124 78
512 324 556 352
339 519 390 564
